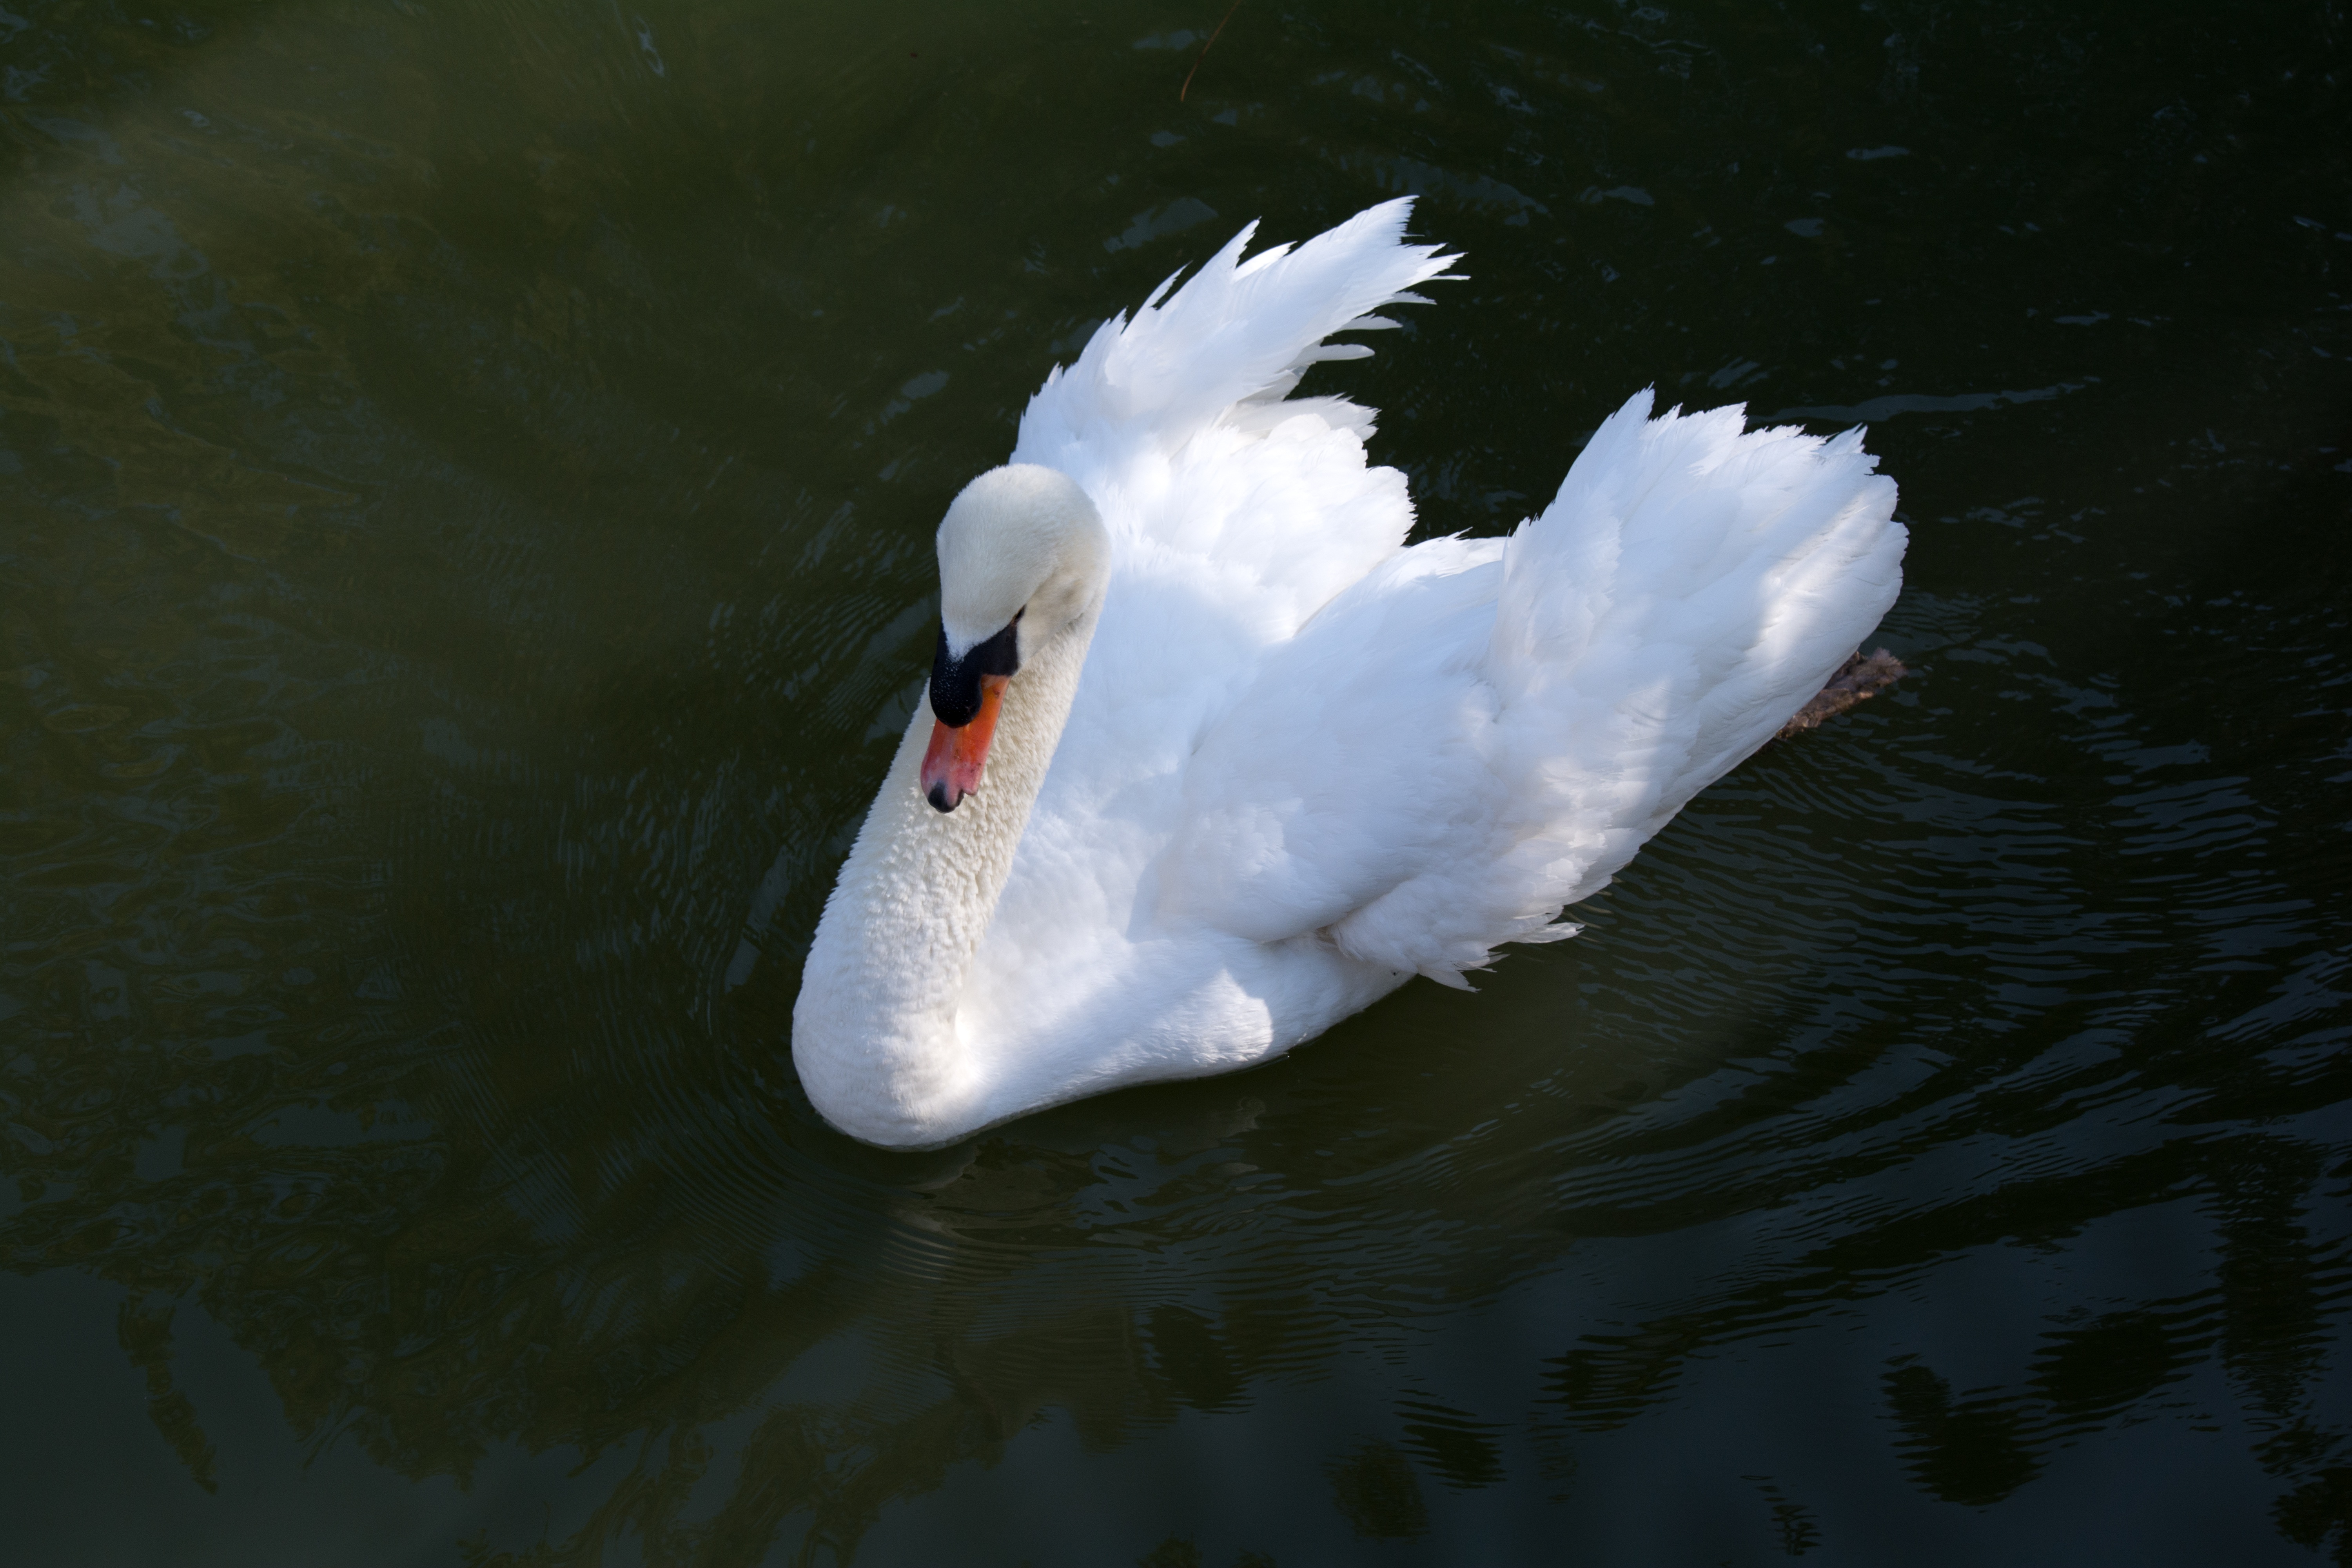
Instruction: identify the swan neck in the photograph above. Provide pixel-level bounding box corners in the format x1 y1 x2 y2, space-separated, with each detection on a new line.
792 606 1096 1146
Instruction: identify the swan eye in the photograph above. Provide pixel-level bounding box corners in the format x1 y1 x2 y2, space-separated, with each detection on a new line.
930 613 1022 728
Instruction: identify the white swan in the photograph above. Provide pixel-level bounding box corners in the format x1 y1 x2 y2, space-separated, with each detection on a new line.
793 199 1905 1150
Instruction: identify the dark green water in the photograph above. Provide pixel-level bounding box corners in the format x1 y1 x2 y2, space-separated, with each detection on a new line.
5 1 2351 1562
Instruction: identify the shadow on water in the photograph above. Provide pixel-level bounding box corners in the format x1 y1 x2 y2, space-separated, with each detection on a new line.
2 0 2350 1563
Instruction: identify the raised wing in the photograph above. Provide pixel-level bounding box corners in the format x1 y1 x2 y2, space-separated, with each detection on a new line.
1011 197 1459 630
984 201 1462 962
1163 390 1906 985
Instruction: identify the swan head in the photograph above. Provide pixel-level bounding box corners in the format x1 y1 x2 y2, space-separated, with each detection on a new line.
922 464 1109 813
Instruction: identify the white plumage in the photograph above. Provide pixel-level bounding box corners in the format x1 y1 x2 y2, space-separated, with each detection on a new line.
792 198 1905 1149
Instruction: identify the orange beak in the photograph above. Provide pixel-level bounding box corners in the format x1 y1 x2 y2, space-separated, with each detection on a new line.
920 673 1007 812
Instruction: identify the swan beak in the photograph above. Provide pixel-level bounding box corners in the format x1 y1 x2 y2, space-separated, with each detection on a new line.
921 674 1007 813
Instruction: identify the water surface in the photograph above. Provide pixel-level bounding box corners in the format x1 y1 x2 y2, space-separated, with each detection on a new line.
4 2 2350 1563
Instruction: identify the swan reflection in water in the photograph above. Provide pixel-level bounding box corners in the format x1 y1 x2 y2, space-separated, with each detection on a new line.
16 973 2335 1566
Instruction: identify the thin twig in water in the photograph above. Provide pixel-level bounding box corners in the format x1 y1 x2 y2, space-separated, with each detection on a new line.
1180 0 1246 102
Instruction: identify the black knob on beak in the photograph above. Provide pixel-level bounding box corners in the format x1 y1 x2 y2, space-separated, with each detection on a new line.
930 613 1022 727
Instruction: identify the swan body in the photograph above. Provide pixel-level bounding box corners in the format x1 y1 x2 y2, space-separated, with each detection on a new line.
793 200 1906 1150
